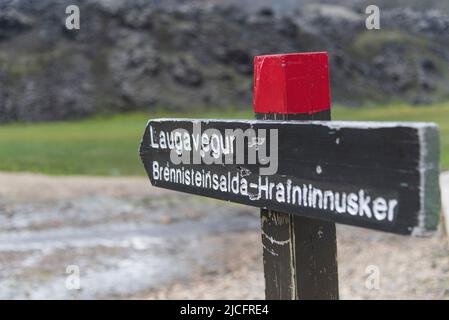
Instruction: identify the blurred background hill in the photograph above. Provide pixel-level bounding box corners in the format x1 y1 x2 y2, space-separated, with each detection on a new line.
1 0 449 122
200 0 449 14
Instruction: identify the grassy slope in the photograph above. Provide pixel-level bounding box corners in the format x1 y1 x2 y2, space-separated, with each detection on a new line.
0 103 448 176
0 110 252 176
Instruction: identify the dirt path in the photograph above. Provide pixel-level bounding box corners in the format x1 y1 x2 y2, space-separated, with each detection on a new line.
0 172 448 299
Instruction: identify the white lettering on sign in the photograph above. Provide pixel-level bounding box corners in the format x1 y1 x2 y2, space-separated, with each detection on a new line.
151 160 399 224
149 123 278 175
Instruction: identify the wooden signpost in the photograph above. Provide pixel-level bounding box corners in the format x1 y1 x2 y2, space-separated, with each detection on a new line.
139 52 441 299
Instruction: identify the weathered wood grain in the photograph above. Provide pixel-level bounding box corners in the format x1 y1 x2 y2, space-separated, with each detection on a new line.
140 118 440 235
257 111 338 300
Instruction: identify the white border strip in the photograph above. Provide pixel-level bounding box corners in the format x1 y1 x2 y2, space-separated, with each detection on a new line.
151 118 437 130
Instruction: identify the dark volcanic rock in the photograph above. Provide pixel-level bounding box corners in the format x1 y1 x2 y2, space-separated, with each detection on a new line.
0 0 448 122
0 9 33 40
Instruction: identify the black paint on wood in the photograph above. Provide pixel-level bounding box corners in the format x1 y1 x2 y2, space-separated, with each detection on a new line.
260 209 297 299
139 119 440 235
258 112 338 300
292 215 339 299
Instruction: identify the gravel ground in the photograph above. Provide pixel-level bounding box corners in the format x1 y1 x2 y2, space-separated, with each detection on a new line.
0 172 448 299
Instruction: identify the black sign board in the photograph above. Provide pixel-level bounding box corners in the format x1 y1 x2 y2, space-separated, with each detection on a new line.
140 119 440 235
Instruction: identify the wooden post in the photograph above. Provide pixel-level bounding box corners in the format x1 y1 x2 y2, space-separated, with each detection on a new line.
254 52 339 299
140 51 440 300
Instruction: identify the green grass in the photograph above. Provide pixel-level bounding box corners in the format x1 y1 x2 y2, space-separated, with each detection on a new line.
0 110 252 176
0 103 448 176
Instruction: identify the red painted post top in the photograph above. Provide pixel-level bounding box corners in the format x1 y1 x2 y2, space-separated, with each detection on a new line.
253 52 331 114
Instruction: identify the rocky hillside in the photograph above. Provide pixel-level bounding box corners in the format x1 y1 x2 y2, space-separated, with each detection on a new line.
0 0 449 122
